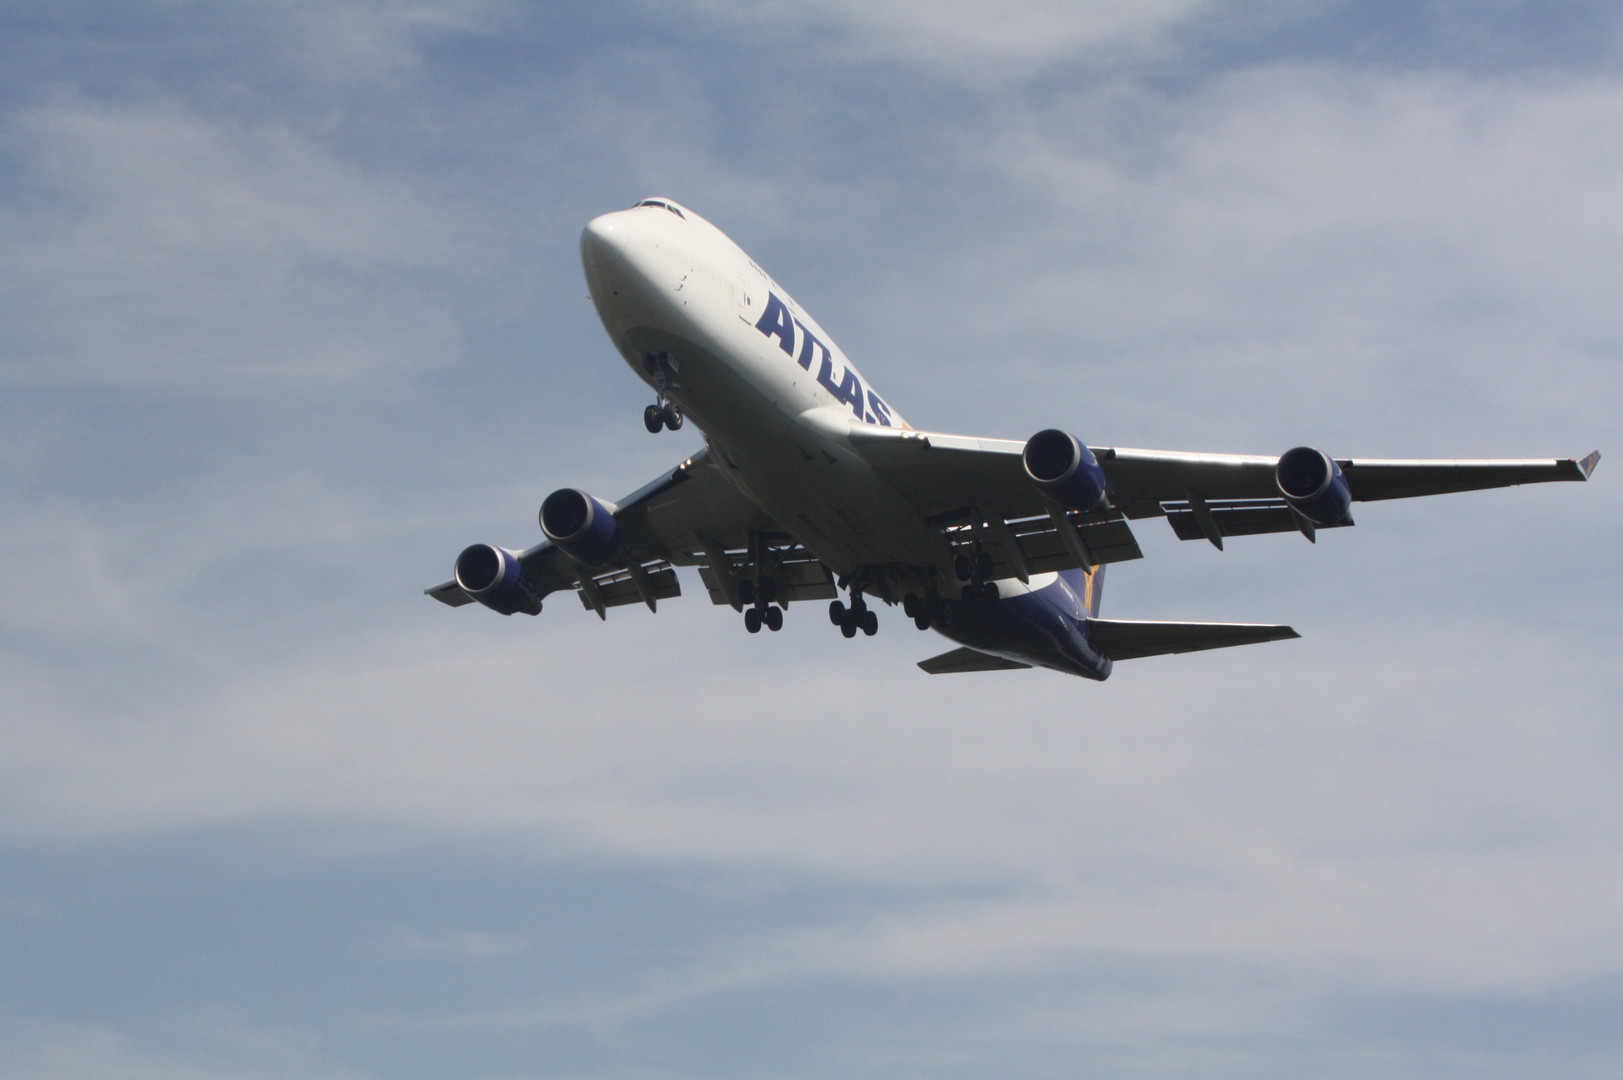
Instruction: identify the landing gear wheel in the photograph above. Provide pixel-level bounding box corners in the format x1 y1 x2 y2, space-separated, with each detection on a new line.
861 610 879 636
840 619 858 639
661 402 684 430
739 579 756 605
961 584 979 605
828 600 847 626
643 404 664 433
744 608 763 633
764 606 783 632
981 581 999 604
902 593 919 618
914 612 931 631
954 554 971 582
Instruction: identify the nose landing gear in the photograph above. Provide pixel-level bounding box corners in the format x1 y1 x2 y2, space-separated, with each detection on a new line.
640 351 684 433
643 400 683 433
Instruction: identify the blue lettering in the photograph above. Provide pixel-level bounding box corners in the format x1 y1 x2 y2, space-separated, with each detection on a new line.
867 391 893 427
818 354 865 418
837 369 863 416
754 292 796 356
793 318 826 371
760 290 892 425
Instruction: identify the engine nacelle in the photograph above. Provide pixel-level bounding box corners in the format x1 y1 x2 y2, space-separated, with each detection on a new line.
1275 446 1352 526
454 543 541 616
1023 429 1108 512
540 488 620 565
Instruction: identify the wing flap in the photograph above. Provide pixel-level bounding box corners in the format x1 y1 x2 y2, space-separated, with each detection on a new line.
917 647 1033 674
698 553 836 606
574 566 681 612
1162 498 1354 542
1086 618 1299 661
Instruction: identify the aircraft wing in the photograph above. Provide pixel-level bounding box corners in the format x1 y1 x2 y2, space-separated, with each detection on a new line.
425 448 798 616
850 423 1598 553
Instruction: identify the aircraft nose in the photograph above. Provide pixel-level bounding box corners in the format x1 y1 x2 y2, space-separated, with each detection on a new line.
580 213 630 268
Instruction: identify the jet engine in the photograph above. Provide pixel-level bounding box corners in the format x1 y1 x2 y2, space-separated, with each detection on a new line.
454 543 542 615
540 488 620 565
1275 446 1352 525
1023 429 1108 512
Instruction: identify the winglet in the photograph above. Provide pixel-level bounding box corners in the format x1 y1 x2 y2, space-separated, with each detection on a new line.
1577 450 1601 480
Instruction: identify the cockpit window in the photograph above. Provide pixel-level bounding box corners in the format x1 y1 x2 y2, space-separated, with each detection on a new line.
634 198 685 219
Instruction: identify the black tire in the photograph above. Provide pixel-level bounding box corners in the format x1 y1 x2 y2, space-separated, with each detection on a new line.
914 612 930 631
902 593 919 618
982 581 999 604
738 579 756 605
954 554 971 581
765 606 783 632
840 619 858 639
744 608 762 633
861 610 879 636
662 402 684 430
644 404 664 433
828 600 846 626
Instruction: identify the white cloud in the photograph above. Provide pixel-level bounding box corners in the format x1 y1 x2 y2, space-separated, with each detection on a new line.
836 65 1623 449
0 1021 367 1080
0 96 467 387
685 0 1221 78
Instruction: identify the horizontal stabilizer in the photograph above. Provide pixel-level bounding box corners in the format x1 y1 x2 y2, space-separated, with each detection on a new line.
918 647 1033 674
1086 618 1299 661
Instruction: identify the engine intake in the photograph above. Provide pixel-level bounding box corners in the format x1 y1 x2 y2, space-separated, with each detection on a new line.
1023 429 1108 512
540 488 619 565
454 543 541 616
1275 446 1352 526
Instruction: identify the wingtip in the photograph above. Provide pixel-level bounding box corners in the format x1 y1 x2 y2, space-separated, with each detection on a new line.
1577 450 1601 479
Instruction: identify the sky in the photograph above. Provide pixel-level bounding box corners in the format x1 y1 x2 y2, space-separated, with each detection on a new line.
1 1 1620 1077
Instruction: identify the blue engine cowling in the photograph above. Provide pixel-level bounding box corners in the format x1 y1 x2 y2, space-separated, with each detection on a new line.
540 488 619 565
1023 429 1109 512
454 543 542 615
1275 446 1352 525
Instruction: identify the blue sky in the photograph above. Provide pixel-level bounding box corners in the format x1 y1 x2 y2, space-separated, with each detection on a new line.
2 2 1620 1077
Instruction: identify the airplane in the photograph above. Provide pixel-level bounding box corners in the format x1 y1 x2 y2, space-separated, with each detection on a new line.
427 197 1599 680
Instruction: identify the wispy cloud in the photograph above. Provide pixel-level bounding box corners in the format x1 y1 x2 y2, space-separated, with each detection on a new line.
0 95 468 388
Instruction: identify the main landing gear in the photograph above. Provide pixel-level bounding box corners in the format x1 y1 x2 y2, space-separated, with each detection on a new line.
740 577 783 633
901 589 947 631
828 594 878 638
953 548 1000 606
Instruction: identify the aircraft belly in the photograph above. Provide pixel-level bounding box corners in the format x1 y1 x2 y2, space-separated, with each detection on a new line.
612 329 945 574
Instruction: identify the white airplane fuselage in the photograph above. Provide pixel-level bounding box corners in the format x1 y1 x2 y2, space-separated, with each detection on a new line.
580 198 1113 679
